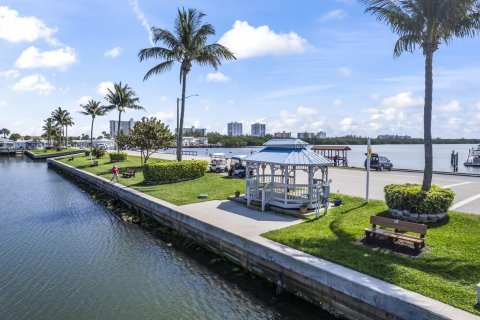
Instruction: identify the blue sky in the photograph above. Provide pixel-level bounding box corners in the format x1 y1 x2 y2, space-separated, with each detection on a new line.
1 0 480 139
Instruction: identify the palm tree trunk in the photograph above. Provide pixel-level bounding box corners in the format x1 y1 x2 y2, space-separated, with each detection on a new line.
90 117 94 148
178 73 187 162
117 110 122 153
422 50 434 191
65 126 68 149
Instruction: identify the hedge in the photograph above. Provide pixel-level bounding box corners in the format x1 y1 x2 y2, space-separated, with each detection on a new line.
84 149 91 156
91 146 106 159
143 160 208 183
384 184 455 214
109 152 128 162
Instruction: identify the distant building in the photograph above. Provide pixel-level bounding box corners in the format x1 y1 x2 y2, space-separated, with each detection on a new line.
227 122 243 136
377 134 411 140
251 123 266 137
110 118 134 138
182 137 209 146
297 131 326 139
179 126 207 136
274 131 291 138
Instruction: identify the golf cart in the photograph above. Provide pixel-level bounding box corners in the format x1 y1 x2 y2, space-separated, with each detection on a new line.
228 155 249 178
209 153 228 173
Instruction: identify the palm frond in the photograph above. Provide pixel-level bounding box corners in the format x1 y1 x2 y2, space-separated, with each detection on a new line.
143 60 175 81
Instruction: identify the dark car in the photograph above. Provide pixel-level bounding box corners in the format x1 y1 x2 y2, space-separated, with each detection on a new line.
364 153 393 171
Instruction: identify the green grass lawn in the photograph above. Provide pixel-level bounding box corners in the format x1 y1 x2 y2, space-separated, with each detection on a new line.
31 148 78 155
59 154 245 205
263 195 480 315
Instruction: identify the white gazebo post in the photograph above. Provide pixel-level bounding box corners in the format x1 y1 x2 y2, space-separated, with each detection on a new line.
283 165 288 205
308 166 314 208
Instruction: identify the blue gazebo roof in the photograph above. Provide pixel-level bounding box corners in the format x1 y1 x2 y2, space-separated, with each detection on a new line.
245 139 333 166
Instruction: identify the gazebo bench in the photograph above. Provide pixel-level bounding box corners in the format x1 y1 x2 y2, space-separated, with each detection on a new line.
364 216 427 251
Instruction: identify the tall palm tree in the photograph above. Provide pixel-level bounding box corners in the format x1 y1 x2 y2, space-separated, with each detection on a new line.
51 107 68 146
0 128 10 138
361 0 480 191
79 100 111 148
104 82 143 151
42 118 58 146
138 7 236 161
64 113 74 147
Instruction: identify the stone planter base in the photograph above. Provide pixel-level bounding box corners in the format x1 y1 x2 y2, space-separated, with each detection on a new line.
389 209 447 223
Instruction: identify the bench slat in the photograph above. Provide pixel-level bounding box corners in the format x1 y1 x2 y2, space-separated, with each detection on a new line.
364 227 424 244
370 216 427 235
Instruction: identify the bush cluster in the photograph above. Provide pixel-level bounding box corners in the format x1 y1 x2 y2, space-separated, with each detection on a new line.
84 149 91 156
384 184 455 214
91 146 106 159
143 160 208 183
109 152 128 162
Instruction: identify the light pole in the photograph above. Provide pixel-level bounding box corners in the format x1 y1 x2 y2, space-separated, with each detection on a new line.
176 94 199 161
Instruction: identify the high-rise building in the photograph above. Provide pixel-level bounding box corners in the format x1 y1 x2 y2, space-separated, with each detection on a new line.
297 131 327 139
316 131 326 138
110 118 134 138
227 122 243 136
273 131 291 138
178 126 207 136
251 123 266 137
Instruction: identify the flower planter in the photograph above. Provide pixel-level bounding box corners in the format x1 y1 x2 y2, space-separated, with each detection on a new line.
333 198 342 206
234 191 241 198
389 208 447 223
299 206 308 213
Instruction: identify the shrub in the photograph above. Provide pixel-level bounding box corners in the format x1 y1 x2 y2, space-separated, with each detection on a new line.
109 152 128 162
384 184 455 214
143 160 208 183
91 146 106 159
84 149 91 156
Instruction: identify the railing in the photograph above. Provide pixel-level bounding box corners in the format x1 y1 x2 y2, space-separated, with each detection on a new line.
261 182 272 212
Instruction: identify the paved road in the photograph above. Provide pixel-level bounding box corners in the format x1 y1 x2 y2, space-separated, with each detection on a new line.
124 150 480 215
329 168 480 215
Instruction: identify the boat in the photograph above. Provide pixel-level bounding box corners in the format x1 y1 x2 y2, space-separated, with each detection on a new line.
464 145 480 167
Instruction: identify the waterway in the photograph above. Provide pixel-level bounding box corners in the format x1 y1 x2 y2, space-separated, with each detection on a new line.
0 156 336 320
163 144 479 174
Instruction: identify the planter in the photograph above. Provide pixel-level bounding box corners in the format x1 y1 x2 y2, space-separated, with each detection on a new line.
299 206 308 213
389 208 447 223
234 191 241 198
333 198 342 207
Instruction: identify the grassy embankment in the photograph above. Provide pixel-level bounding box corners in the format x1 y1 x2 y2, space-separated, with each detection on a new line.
263 195 480 315
59 154 245 205
31 148 78 155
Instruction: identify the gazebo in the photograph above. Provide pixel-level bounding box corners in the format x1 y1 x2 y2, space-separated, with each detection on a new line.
244 139 333 211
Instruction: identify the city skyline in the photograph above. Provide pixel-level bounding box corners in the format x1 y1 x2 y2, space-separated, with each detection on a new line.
1 1 480 139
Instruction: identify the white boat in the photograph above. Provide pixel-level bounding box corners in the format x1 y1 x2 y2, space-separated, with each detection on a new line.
464 145 480 167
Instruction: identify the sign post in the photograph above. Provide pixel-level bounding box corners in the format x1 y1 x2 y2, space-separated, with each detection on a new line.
366 137 372 203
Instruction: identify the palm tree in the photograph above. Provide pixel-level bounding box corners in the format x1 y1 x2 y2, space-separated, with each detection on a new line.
104 82 143 152
361 0 480 191
0 128 10 138
51 107 68 146
79 100 111 148
138 7 236 161
42 118 58 146
64 113 74 147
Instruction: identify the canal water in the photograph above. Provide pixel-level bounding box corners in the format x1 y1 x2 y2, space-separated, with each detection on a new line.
164 144 479 174
0 156 336 320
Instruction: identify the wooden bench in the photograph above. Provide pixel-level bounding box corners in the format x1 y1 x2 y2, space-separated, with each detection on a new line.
67 156 74 161
364 216 427 251
122 168 136 178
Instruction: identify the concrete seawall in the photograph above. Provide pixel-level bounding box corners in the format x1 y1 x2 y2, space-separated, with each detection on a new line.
26 149 84 159
48 158 480 320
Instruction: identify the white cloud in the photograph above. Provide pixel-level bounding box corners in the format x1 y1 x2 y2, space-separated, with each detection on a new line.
127 0 153 45
339 117 357 130
97 81 114 95
218 20 309 59
265 84 332 98
159 96 168 102
370 93 380 101
382 92 423 108
206 72 230 82
15 46 77 70
320 9 346 22
337 66 352 77
104 47 123 58
363 107 380 114
77 96 92 106
0 100 6 107
12 74 55 95
150 110 174 122
440 100 461 112
297 106 317 115
333 99 343 106
0 6 58 44
0 69 19 78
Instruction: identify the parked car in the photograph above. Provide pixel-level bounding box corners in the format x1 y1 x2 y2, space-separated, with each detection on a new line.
364 153 393 171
